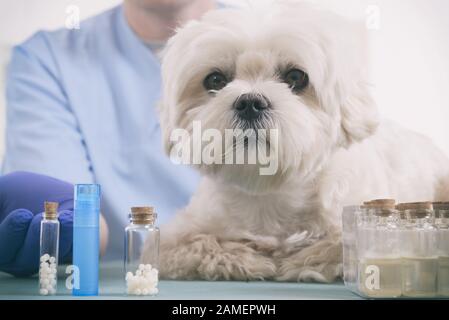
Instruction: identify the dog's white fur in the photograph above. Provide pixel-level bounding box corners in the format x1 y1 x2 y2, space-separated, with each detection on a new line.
142 1 449 282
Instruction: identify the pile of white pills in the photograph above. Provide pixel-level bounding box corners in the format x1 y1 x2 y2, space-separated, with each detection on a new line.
126 264 159 296
39 254 57 295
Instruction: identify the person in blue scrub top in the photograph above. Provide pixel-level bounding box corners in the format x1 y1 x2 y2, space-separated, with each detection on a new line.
0 0 218 276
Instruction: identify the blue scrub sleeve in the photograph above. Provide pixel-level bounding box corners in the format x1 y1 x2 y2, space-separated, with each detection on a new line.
2 32 94 185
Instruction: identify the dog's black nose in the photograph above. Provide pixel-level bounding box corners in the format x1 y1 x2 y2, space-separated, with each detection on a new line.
234 94 270 121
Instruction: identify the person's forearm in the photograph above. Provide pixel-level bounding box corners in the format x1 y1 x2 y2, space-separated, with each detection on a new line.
100 214 109 256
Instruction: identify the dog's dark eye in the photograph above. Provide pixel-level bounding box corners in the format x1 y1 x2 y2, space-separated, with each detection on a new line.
284 69 309 93
204 71 228 92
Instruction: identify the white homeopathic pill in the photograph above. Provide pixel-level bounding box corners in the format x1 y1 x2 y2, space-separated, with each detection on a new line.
126 265 159 296
39 255 58 295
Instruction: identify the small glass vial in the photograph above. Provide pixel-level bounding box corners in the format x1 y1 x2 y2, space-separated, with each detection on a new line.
400 202 438 298
433 202 449 297
342 205 361 292
124 206 160 296
39 202 60 296
358 199 402 298
395 203 408 228
355 202 373 260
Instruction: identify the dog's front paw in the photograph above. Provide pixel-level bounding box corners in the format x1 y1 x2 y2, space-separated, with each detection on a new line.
276 237 343 283
157 234 276 281
197 240 277 281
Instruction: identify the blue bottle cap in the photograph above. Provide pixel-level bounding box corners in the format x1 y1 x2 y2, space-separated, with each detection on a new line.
75 184 101 201
74 184 101 227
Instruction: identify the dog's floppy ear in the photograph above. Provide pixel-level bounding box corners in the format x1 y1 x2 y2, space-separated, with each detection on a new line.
339 82 379 146
332 20 380 146
157 100 175 155
159 38 180 156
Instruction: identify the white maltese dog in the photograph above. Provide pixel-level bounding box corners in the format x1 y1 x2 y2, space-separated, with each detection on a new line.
143 1 449 282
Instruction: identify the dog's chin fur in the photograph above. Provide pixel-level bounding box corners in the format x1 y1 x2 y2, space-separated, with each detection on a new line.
203 165 280 194
142 1 449 282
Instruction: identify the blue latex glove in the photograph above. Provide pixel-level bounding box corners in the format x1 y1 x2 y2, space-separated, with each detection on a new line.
0 171 74 277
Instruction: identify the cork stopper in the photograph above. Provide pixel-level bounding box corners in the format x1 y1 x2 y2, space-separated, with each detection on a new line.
369 199 396 209
360 201 372 209
432 202 449 211
44 202 58 220
396 202 432 210
433 202 449 218
397 202 433 218
130 206 157 225
363 199 396 216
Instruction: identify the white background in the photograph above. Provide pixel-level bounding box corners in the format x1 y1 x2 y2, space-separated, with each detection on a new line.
0 0 448 162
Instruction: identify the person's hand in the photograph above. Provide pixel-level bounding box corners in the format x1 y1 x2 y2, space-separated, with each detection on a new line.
0 171 74 277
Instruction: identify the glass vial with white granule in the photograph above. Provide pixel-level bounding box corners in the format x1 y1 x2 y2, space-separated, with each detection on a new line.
400 202 438 298
124 206 159 296
358 199 402 298
434 202 449 297
39 202 60 296
342 205 361 292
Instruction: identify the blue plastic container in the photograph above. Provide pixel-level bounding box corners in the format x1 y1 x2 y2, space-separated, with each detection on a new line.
73 184 101 296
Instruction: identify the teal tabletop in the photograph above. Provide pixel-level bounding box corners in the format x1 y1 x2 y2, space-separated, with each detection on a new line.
0 261 360 300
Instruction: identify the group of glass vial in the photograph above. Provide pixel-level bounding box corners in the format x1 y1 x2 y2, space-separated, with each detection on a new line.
355 199 449 298
39 184 101 297
39 202 60 295
124 206 160 296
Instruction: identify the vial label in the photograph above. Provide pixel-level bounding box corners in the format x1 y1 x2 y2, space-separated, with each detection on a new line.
359 258 402 298
39 254 57 295
126 264 159 296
